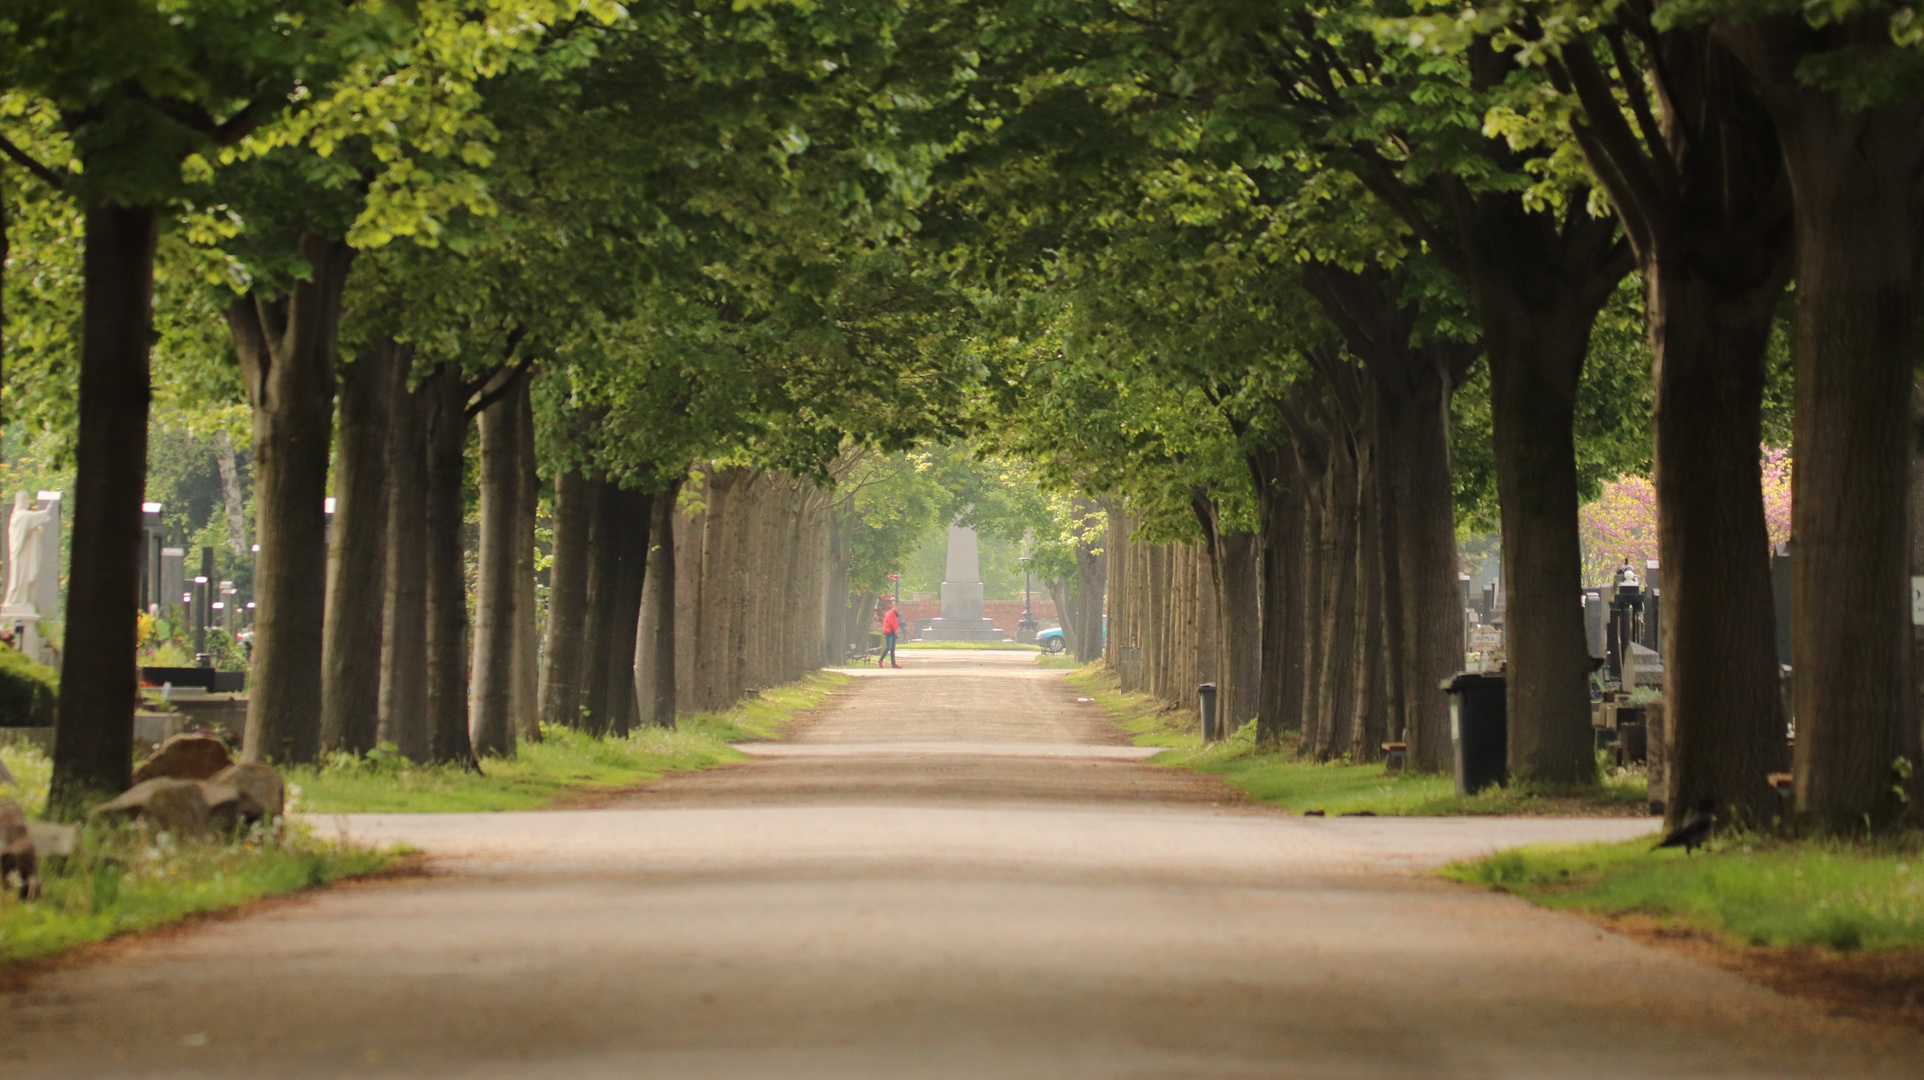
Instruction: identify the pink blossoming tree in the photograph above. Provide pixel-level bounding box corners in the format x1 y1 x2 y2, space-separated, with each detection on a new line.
1578 446 1792 585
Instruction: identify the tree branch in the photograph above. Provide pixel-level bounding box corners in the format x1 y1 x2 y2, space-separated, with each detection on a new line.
466 361 529 419
0 135 66 191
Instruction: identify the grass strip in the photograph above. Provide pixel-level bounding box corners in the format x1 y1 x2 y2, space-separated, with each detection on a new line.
287 671 846 813
0 819 398 967
1443 837 1924 951
1064 664 1646 816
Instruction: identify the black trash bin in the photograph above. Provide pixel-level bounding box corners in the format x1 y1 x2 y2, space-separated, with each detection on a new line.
1441 671 1507 795
1197 683 1219 741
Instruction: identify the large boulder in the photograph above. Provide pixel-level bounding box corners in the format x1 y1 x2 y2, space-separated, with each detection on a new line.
0 798 38 900
90 778 212 837
209 763 285 825
132 734 233 783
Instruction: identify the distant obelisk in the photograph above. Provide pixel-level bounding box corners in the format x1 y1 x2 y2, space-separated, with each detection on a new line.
922 523 1003 641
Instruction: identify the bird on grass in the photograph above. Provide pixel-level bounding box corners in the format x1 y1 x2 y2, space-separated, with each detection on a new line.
1654 798 1717 854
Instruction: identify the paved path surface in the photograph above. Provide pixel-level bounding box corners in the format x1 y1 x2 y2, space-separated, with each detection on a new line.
7 650 1921 1078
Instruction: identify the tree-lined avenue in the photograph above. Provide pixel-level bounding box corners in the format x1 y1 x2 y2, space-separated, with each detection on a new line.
4 653 1914 1079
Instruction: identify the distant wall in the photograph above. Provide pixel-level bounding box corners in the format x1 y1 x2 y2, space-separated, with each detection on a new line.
887 596 1057 635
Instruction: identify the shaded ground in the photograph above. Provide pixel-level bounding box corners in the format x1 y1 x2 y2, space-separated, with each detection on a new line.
4 649 1918 1078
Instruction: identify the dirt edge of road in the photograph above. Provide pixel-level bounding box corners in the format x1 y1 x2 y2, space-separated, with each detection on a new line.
1578 914 1924 1033
0 854 435 992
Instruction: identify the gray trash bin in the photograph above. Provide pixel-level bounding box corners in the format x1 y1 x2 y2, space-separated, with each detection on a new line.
1197 683 1219 741
1441 672 1507 795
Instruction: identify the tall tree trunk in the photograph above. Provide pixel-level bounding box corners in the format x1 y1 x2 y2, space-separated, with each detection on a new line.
1299 264 1470 771
820 495 850 666
512 381 541 744
577 475 622 734
1651 275 1789 825
1314 431 1361 761
603 487 653 738
226 235 352 766
423 361 475 769
1777 108 1924 829
1218 530 1261 728
468 372 525 758
1484 313 1597 784
639 479 680 727
1046 578 1078 653
538 468 592 731
1351 39 1629 783
676 494 705 712
1251 446 1303 744
1547 14 1794 823
320 337 396 756
378 352 430 761
1349 433 1389 763
1367 396 1409 758
1388 374 1461 772
1713 18 1924 829
1072 498 1108 664
49 201 155 815
1912 376 1924 800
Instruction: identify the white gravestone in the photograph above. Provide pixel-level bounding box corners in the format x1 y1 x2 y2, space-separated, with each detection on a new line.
3 491 61 667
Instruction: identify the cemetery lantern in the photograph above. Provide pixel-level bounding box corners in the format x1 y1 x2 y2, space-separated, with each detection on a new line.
1018 555 1037 642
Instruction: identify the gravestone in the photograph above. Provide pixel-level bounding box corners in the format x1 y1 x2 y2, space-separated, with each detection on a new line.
919 524 1004 641
1583 589 1606 660
159 547 186 620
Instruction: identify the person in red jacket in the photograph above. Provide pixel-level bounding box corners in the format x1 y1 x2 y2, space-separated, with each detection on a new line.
878 602 901 668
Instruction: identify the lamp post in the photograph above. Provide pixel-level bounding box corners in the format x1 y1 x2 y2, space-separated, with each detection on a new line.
1018 556 1037 643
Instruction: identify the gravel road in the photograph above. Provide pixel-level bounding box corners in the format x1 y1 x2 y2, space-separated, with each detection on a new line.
5 650 1918 1078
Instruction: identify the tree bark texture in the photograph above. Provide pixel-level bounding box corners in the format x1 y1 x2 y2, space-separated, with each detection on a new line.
469 371 526 758
577 474 623 735
321 336 396 756
423 361 475 768
1544 12 1795 827
226 234 352 767
378 350 430 761
601 486 653 738
1251 447 1304 745
1347 39 1628 784
1483 310 1598 784
1715 15 1924 829
1301 264 1468 771
538 468 592 732
668 467 832 712
637 479 680 728
512 382 541 744
49 200 156 815
1072 498 1108 664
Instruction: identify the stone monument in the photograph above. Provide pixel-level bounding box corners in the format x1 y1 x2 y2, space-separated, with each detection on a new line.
2 491 61 667
919 523 1004 642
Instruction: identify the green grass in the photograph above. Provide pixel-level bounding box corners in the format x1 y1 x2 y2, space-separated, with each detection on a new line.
1066 665 1647 816
0 823 397 967
1444 837 1924 951
288 671 846 813
898 640 1040 651
1033 653 1081 669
